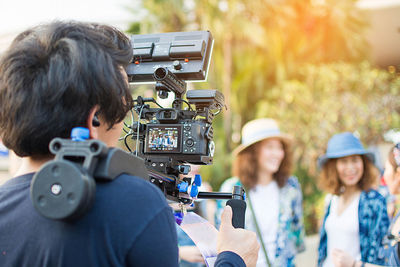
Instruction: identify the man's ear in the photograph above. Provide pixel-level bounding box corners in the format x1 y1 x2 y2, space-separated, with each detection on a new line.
87 106 100 139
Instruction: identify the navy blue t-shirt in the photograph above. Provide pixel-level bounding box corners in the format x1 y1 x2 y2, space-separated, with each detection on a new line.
0 173 245 267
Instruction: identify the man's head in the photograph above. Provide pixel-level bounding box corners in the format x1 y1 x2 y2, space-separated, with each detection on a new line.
0 21 133 158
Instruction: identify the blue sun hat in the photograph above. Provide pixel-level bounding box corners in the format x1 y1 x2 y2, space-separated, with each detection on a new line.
318 132 375 168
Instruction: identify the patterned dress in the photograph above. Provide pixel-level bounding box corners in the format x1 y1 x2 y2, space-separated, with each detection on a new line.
317 189 390 266
215 176 305 267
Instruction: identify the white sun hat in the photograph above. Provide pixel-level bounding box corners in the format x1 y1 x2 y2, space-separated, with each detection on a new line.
233 118 293 156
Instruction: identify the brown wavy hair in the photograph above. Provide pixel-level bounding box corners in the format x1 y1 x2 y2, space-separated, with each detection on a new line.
232 139 293 189
318 155 379 195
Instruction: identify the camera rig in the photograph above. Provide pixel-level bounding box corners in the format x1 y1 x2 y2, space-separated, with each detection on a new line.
126 31 245 221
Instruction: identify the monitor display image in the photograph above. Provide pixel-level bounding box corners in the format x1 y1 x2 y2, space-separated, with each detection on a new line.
146 125 181 153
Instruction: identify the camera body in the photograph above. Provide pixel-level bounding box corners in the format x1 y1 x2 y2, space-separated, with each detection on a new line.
133 88 224 171
145 122 208 157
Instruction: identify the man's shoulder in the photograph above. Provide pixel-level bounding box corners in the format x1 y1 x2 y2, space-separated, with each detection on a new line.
95 174 169 214
100 173 165 197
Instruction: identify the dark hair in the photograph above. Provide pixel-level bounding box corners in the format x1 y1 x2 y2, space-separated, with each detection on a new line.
0 21 133 157
319 155 379 195
232 139 293 189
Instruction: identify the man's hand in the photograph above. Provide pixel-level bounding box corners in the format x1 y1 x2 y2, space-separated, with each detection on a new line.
179 246 205 263
217 206 260 267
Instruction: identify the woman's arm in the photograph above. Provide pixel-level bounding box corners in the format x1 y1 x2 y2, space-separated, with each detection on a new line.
365 193 390 264
291 177 306 252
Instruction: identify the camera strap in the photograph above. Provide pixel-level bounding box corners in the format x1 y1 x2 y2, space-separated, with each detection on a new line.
247 190 271 267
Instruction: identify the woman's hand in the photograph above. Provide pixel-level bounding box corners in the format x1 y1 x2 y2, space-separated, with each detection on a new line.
332 249 355 267
179 246 205 263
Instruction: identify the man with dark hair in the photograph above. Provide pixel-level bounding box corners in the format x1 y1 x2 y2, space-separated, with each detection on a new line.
0 21 259 266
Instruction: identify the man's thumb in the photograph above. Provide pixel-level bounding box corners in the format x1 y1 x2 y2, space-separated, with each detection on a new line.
220 205 233 230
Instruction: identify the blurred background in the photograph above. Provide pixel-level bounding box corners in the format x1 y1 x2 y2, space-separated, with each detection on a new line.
1 0 400 263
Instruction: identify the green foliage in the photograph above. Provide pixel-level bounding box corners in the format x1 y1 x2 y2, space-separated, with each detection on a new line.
294 165 324 235
256 62 400 176
126 0 190 33
126 22 141 34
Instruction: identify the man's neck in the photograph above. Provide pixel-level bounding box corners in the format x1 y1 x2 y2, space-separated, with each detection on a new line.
13 156 53 177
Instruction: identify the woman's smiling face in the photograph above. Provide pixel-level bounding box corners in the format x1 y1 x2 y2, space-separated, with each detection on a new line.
336 155 364 187
257 138 285 175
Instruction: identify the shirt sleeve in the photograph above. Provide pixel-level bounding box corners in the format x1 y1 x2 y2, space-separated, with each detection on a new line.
215 251 246 267
290 176 306 253
126 206 179 267
366 194 390 264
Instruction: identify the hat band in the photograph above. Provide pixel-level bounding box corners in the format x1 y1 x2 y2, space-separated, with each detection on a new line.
325 149 369 158
242 129 282 145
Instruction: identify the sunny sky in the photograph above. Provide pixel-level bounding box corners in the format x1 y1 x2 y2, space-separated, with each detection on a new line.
0 0 142 34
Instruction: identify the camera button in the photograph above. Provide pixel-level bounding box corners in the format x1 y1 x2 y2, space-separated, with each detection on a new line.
186 139 194 147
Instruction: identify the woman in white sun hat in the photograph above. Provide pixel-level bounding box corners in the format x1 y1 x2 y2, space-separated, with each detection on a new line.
215 118 305 267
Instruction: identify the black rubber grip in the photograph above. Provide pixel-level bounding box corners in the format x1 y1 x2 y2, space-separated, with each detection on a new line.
226 199 246 229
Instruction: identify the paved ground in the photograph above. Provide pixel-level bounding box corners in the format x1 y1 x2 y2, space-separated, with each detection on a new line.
296 234 319 267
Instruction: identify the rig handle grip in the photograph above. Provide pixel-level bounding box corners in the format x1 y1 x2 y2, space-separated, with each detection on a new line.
226 199 246 229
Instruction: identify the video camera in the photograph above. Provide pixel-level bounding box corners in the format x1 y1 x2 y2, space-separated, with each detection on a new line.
125 31 230 204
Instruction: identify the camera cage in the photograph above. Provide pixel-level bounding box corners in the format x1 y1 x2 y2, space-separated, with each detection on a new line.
125 31 229 204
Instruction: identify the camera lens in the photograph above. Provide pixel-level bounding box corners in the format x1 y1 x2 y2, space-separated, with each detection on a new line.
164 111 171 118
157 90 169 99
154 67 167 80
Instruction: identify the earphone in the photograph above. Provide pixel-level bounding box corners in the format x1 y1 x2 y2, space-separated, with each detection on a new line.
92 114 100 127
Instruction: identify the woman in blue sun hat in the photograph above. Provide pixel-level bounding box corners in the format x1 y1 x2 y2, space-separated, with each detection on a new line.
317 132 390 267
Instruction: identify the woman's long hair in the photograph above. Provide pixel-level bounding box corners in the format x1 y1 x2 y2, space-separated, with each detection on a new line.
319 155 379 195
